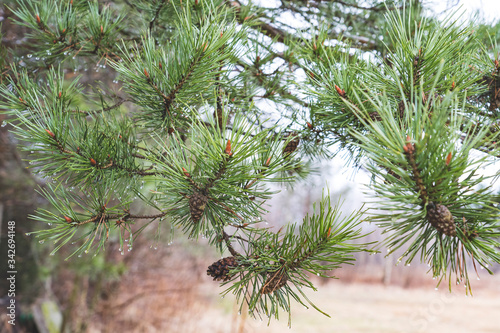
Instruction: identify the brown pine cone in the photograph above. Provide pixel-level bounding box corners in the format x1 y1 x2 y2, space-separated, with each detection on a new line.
189 191 208 223
427 203 457 237
207 256 238 282
261 270 288 294
283 134 300 156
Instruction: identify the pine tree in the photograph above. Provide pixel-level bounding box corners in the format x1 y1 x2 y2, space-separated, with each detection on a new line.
1 0 500 325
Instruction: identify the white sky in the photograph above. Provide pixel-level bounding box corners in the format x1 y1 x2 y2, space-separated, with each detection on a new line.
428 0 500 22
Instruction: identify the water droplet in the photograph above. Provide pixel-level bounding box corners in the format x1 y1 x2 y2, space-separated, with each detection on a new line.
39 240 44 244
78 254 82 257
48 223 52 226
26 233 31 236
27 54 32 58
84 250 89 254
121 251 124 255
477 277 480 280
434 288 438 291
35 57 40 60
72 56 76 60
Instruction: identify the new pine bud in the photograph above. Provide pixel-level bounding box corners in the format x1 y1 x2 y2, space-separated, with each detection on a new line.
225 140 232 155
445 152 452 166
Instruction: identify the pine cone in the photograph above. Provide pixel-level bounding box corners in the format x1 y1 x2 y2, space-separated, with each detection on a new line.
207 256 237 282
189 191 208 223
261 271 288 294
427 203 457 237
283 134 300 156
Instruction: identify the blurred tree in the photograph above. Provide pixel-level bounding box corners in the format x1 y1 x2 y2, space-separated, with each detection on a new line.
1 0 500 326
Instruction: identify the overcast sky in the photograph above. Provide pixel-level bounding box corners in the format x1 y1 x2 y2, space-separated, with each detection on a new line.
429 0 500 22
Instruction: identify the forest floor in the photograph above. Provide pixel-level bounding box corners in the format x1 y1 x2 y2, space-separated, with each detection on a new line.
79 238 500 333
192 277 500 333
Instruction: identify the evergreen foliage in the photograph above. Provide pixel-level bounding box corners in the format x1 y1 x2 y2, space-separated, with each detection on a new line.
2 0 500 325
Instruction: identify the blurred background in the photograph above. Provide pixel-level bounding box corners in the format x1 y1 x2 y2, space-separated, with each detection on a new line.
1 1 500 332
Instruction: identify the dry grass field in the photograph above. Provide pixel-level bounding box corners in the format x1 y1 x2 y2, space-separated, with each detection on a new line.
82 240 500 333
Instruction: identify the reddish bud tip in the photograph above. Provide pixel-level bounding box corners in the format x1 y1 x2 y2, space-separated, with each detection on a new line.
90 158 97 166
46 129 55 138
265 157 271 166
403 145 409 153
19 97 24 102
327 227 331 238
225 140 232 155
62 28 66 33
144 69 149 78
335 84 345 97
100 25 104 34
244 16 250 21
256 56 260 62
159 62 162 69
451 81 455 90
313 42 317 50
182 167 190 177
203 42 208 52
58 91 62 98
64 216 72 223
306 121 313 129
36 14 41 24
495 59 499 68
406 135 411 142
445 152 452 166
118 134 122 139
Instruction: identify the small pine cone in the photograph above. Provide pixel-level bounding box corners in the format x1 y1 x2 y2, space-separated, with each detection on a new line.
261 271 288 294
189 191 208 223
283 134 300 156
207 256 237 282
427 203 457 237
